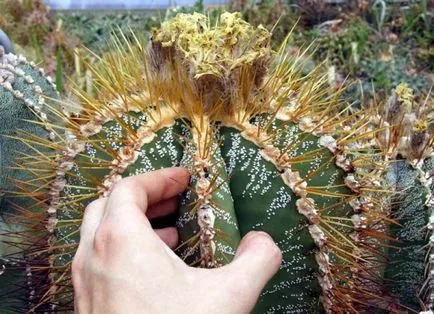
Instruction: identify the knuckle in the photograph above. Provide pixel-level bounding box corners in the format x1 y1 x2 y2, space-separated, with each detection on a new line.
85 198 105 212
71 253 84 280
92 221 127 254
82 198 106 223
93 222 112 254
111 179 135 197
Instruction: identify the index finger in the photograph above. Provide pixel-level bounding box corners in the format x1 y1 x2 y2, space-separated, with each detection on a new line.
105 167 190 219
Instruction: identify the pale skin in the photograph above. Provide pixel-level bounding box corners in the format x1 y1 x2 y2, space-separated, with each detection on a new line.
72 167 282 314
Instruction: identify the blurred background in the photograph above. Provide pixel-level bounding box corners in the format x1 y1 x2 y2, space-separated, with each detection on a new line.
0 0 432 105
44 0 227 10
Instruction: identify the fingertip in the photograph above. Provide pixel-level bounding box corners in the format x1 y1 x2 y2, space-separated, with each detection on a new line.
240 230 281 272
168 167 190 188
214 231 282 312
105 167 190 217
236 231 282 271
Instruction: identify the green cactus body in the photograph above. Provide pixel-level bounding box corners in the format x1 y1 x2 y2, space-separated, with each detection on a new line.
377 83 434 311
0 50 60 312
2 12 392 313
0 50 58 207
384 158 434 311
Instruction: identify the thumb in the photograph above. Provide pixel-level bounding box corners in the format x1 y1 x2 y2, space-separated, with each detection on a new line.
222 231 282 311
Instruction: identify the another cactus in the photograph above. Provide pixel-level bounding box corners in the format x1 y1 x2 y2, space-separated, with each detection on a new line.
0 28 14 54
377 83 434 311
1 12 398 313
0 49 59 312
385 157 434 311
0 49 58 212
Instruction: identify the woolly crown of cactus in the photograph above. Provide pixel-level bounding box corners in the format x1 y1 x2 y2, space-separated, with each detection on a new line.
1 12 395 313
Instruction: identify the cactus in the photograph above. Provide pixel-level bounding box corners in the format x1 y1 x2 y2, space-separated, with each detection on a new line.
0 28 14 54
0 49 59 213
1 12 396 312
56 11 161 55
360 54 429 95
385 158 434 311
376 83 434 311
0 48 60 313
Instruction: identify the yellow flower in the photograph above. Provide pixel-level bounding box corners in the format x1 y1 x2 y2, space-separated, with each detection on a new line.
395 83 413 109
413 119 428 133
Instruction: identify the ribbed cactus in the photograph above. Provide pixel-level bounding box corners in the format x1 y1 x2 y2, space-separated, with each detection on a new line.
0 48 59 312
377 83 434 312
385 158 434 311
1 12 404 313
0 48 59 212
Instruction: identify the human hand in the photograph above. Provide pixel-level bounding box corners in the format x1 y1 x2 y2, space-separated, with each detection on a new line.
72 167 282 314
